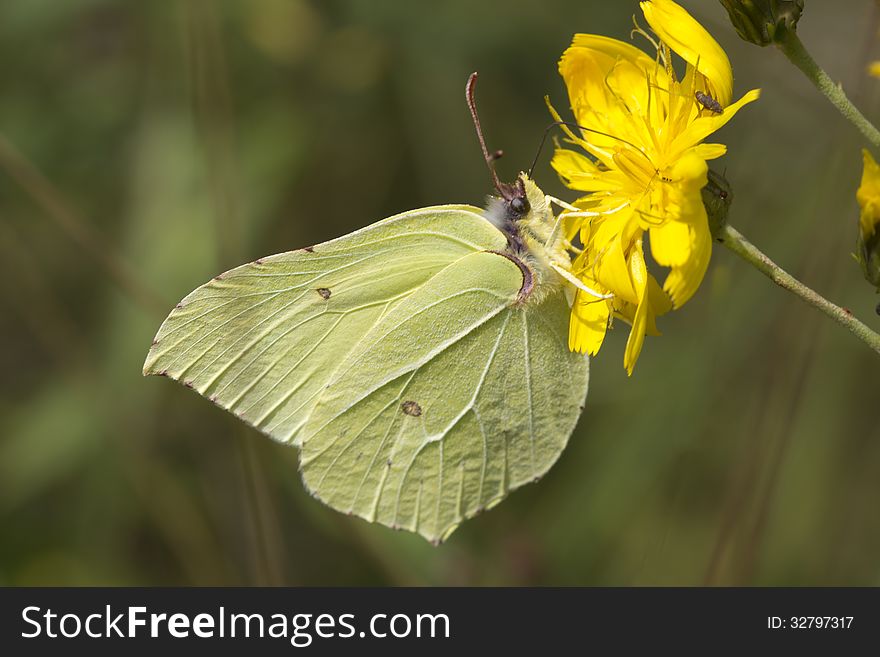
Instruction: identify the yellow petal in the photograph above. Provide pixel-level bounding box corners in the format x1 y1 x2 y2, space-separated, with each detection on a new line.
668 88 761 159
692 142 727 161
869 62 880 78
566 34 657 76
591 204 636 246
623 300 649 376
622 247 650 375
857 149 880 198
569 290 611 355
649 219 691 267
546 94 620 169
857 148 880 238
662 211 712 306
552 148 600 175
612 298 637 325
670 148 709 186
641 0 733 106
613 149 657 189
628 238 649 294
565 213 585 244
597 232 639 304
559 34 663 154
623 262 651 376
560 45 614 126
551 148 609 192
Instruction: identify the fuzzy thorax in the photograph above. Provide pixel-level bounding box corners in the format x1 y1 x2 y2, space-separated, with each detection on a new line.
482 173 572 306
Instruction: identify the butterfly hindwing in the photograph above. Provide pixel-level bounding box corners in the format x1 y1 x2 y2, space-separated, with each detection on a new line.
299 251 589 542
143 205 506 446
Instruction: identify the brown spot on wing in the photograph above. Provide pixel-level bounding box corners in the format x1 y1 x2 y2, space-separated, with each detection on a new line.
401 400 422 416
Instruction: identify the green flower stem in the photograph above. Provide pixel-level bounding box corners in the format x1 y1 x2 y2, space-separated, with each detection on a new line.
776 28 880 148
719 224 880 356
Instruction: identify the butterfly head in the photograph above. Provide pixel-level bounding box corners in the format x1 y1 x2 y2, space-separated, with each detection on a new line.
496 176 530 222
482 173 541 244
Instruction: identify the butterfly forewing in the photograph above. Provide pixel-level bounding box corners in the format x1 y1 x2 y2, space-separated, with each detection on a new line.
143 205 506 446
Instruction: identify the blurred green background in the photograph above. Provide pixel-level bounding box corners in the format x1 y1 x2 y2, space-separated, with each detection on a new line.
1 0 878 586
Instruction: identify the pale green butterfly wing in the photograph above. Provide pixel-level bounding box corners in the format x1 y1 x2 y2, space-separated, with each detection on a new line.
299 250 589 543
143 205 507 446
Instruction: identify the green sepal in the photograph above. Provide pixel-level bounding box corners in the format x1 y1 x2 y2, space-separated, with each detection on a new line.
702 168 733 239
856 228 880 292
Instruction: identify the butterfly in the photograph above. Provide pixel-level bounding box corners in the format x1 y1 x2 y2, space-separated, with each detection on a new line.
143 73 598 543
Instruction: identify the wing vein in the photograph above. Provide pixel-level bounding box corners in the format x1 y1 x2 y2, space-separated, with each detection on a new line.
522 310 537 479
391 311 511 530
320 289 513 424
472 407 488 507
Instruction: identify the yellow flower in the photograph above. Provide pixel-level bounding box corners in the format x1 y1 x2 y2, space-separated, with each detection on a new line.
550 0 760 374
856 149 880 290
857 149 880 238
870 62 880 79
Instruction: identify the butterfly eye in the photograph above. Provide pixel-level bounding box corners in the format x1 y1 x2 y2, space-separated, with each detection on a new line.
508 196 529 218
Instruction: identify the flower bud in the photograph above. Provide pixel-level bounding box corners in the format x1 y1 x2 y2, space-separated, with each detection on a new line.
719 0 804 47
856 149 880 291
857 229 880 292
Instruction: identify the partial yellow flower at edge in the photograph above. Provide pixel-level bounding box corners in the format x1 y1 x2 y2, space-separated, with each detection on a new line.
857 149 880 240
856 149 880 290
869 62 880 79
552 0 759 375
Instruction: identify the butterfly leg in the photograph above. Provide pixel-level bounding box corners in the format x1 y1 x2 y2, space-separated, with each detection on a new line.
550 263 614 300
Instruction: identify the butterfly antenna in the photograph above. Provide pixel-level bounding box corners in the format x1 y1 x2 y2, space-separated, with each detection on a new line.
528 122 559 179
528 120 648 178
466 72 504 195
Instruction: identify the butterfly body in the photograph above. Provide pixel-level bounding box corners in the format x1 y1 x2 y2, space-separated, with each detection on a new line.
484 175 570 307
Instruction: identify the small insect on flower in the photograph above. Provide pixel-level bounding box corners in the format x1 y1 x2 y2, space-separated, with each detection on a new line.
143 72 596 544
695 90 723 114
